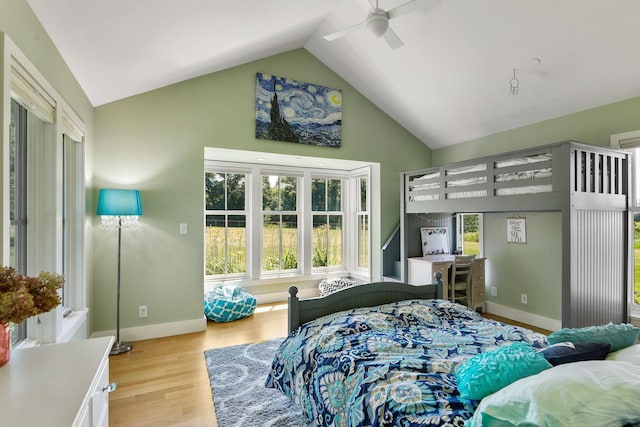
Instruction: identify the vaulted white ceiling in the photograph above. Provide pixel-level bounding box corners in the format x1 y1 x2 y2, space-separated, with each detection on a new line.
26 0 640 149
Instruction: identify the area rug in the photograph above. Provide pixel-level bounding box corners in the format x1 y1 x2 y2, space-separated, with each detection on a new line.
204 338 314 427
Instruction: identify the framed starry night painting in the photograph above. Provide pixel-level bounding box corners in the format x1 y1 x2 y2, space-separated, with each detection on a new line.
255 73 342 148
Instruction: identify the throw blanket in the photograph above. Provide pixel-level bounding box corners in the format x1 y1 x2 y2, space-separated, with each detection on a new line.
266 299 547 427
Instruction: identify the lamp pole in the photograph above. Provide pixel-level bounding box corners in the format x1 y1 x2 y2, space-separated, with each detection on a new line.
111 216 132 355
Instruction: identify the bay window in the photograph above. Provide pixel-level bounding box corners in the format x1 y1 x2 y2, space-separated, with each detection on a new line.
204 159 370 283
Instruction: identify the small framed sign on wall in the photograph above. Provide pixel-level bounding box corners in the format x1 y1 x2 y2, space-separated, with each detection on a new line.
507 216 526 243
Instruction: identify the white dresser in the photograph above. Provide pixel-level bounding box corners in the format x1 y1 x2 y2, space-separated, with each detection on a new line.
0 336 115 427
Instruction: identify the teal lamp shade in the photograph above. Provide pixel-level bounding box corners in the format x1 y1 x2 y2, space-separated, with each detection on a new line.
97 189 142 216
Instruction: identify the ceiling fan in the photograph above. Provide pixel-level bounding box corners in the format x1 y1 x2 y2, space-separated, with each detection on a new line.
323 0 436 49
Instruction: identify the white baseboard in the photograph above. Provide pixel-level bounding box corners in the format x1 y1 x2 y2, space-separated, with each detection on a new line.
485 302 561 332
91 316 207 342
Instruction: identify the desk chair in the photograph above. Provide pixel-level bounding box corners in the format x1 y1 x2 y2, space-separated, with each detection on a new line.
450 255 475 307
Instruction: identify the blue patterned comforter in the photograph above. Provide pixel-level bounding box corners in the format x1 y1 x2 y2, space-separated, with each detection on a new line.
266 299 547 427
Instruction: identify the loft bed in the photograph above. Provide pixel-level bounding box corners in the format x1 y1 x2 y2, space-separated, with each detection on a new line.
404 140 628 214
400 140 631 328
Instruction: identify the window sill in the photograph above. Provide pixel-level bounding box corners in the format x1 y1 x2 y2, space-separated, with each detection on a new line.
13 338 39 350
58 309 88 343
204 271 367 295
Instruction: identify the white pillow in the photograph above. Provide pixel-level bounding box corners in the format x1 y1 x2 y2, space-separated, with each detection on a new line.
466 360 640 427
606 344 640 365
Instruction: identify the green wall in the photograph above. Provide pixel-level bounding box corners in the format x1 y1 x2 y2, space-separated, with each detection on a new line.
92 49 432 333
433 96 640 165
484 212 562 320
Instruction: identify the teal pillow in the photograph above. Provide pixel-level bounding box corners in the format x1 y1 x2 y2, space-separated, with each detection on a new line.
547 323 640 352
456 342 552 400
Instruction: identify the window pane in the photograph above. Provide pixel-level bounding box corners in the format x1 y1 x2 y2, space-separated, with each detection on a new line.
281 177 297 211
262 175 279 211
327 179 341 211
358 214 369 269
205 172 225 210
462 214 480 256
281 215 298 269
226 215 246 274
360 177 367 211
312 179 326 211
328 215 342 266
312 215 328 267
634 148 640 206
263 214 298 271
226 174 245 210
205 215 226 275
263 215 280 271
205 214 246 275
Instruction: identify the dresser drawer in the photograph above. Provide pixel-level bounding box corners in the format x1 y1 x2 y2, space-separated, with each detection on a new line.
472 285 485 301
91 362 112 427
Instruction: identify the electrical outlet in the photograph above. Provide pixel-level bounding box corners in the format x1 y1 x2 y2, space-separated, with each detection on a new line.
491 287 498 297
521 293 528 304
139 305 148 318
180 223 188 235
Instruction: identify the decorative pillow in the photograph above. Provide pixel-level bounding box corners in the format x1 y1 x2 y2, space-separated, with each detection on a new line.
606 344 640 365
466 360 640 427
318 277 359 297
547 323 639 352
456 342 552 400
539 341 610 366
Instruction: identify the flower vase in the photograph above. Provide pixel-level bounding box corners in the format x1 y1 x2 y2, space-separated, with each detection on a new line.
0 323 10 367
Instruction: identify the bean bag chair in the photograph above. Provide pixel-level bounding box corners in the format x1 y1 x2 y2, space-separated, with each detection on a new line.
204 286 257 322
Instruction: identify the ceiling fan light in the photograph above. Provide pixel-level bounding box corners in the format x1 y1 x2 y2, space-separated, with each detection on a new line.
366 10 389 38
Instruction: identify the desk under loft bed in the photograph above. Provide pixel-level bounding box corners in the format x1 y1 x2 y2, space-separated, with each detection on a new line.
399 140 631 328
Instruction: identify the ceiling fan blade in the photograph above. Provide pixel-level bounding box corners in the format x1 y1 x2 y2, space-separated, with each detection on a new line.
383 26 404 49
388 0 438 20
323 21 366 41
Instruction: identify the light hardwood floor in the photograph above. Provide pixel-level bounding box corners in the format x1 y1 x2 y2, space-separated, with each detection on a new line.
108 303 549 427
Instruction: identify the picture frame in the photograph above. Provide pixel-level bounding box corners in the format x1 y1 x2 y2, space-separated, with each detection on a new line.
255 73 342 147
507 217 526 243
420 227 450 256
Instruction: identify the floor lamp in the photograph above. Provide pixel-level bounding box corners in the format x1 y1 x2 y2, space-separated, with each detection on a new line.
97 189 143 355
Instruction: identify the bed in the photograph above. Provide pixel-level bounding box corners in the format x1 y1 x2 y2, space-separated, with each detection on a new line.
266 281 551 426
266 282 640 427
400 140 631 328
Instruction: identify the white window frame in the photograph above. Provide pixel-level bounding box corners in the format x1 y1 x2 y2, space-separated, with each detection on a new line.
611 130 640 318
455 213 483 257
204 159 372 286
2 34 87 345
204 168 250 280
260 172 302 276
310 175 346 273
350 167 371 278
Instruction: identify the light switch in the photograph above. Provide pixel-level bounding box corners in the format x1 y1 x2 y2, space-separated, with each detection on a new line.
179 223 188 234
